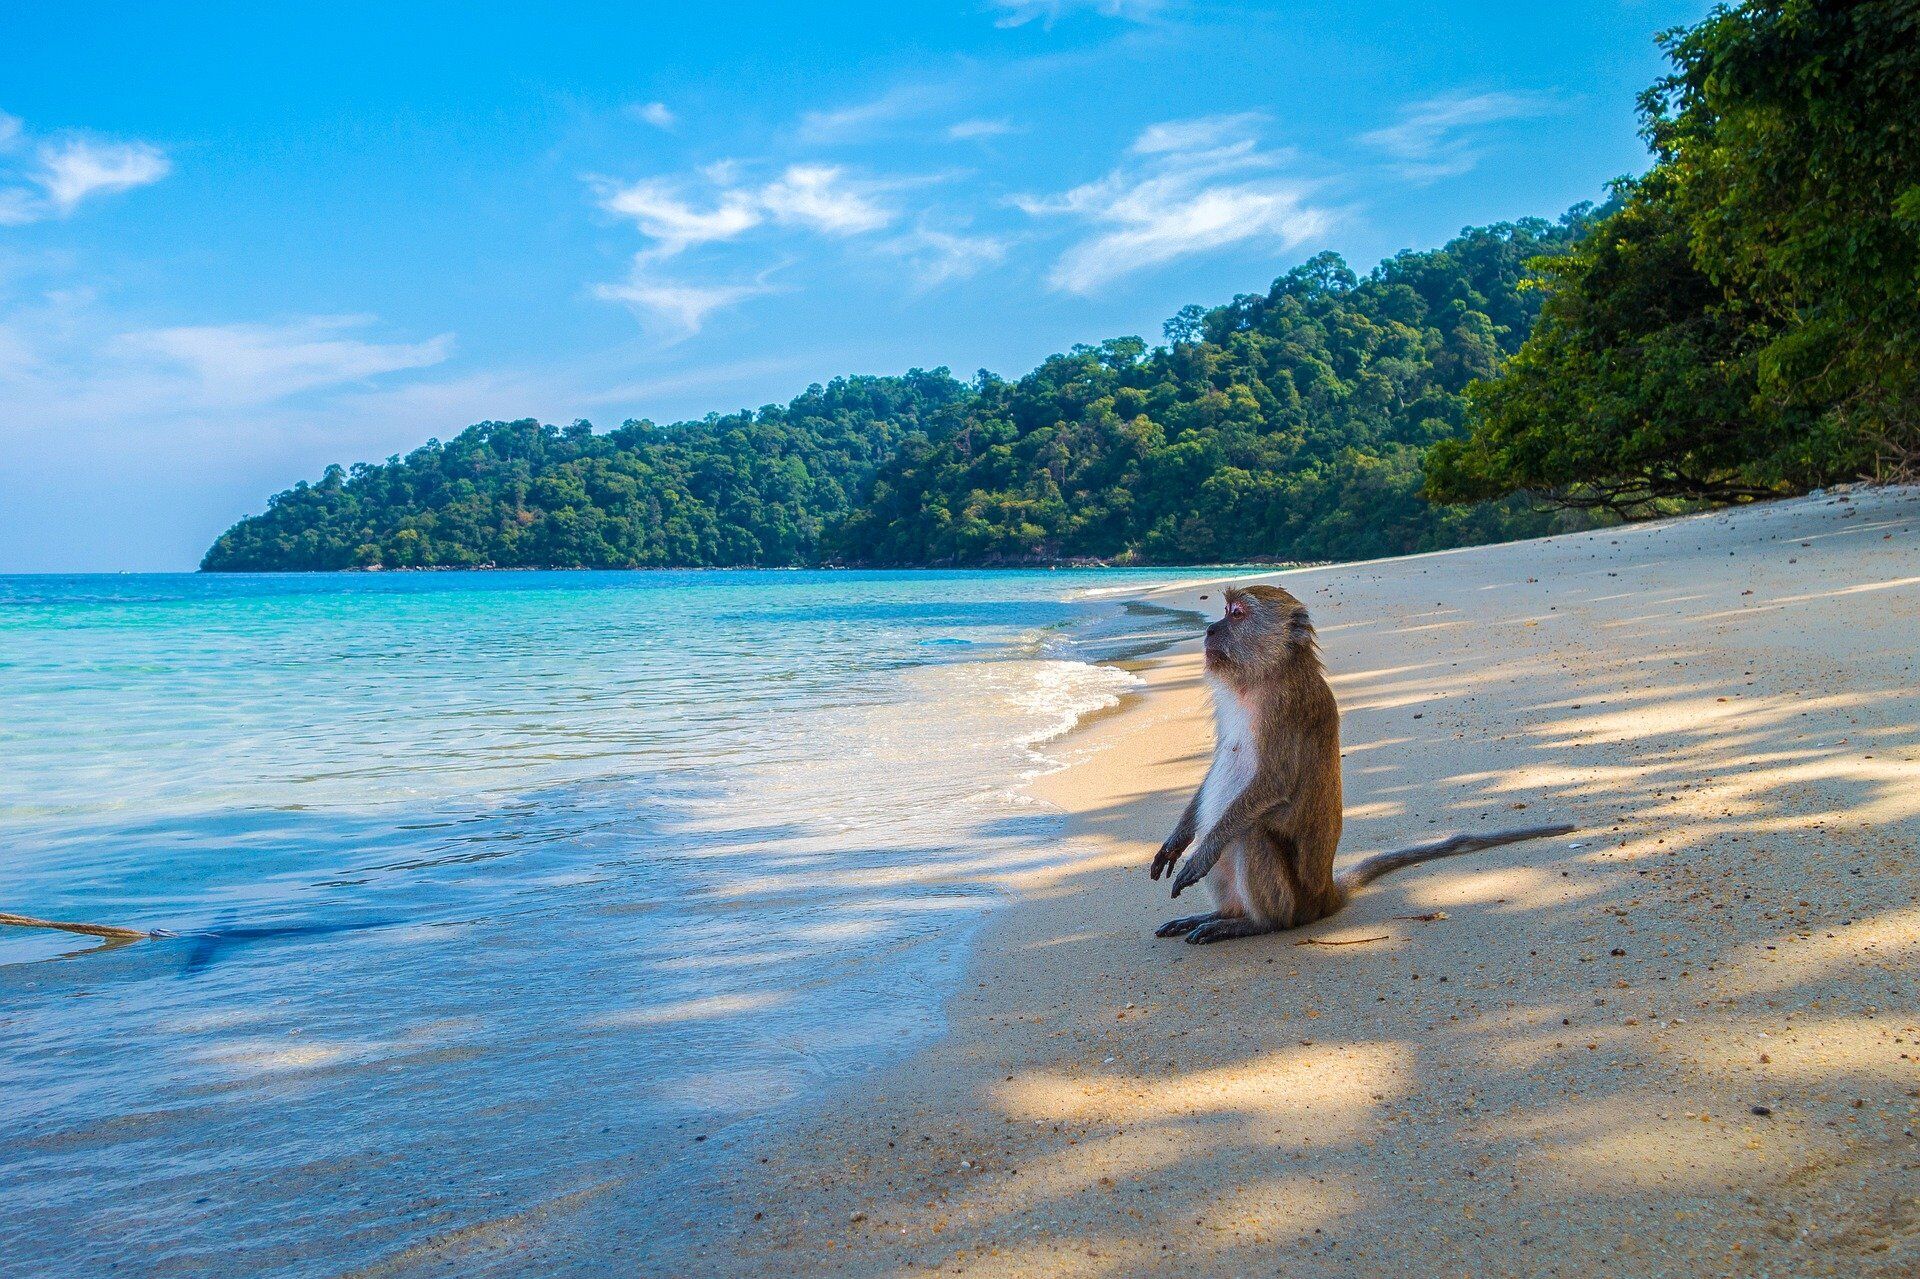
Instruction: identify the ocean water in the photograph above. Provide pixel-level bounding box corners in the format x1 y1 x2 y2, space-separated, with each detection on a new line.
0 569 1207 1277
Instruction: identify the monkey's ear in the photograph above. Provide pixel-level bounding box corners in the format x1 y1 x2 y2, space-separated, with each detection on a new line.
1285 604 1316 649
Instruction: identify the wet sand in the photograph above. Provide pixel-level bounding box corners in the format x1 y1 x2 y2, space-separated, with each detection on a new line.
425 485 1920 1278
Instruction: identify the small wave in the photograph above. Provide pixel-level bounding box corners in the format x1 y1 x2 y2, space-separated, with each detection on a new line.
1010 660 1141 750
891 657 1140 799
1060 569 1275 602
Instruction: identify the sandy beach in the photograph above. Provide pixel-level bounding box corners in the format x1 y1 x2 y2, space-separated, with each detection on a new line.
409 485 1920 1278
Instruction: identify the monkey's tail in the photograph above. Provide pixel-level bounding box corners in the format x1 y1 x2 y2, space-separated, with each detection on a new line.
1336 824 1575 894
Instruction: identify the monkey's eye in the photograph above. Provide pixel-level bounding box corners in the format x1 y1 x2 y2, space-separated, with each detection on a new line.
1226 601 1247 620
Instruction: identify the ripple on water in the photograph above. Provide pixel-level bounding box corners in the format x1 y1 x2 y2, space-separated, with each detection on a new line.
0 568 1208 1275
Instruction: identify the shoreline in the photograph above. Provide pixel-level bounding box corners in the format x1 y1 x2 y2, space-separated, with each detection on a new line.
184 560 1313 576
5 567 1211 1279
404 486 1920 1277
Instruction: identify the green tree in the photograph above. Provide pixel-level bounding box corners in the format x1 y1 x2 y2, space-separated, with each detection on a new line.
1426 177 1826 513
1652 0 1920 470
1431 0 1920 512
833 217 1595 565
207 216 1598 571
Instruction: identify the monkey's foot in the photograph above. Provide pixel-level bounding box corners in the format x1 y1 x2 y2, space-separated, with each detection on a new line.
1155 912 1219 938
1186 917 1274 945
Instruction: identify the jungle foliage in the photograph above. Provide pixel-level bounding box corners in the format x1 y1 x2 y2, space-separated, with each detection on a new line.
204 218 1593 570
1428 0 1920 513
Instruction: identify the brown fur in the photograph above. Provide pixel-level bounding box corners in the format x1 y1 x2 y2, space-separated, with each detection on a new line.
1149 585 1572 945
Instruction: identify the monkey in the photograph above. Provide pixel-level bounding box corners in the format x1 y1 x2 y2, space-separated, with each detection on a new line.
1147 584 1573 944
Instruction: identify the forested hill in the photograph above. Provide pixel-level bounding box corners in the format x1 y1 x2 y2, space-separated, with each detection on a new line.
836 217 1593 565
202 212 1595 572
203 371 970 571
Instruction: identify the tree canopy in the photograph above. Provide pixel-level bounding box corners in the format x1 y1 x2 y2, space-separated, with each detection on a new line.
205 1 1918 570
833 218 1595 565
205 216 1594 571
1429 0 1919 512
202 371 970 570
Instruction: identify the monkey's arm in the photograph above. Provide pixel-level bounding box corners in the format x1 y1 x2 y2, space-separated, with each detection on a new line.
1148 790 1203 880
1169 785 1288 898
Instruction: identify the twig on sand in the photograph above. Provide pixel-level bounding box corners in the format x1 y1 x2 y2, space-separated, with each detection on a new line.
1295 934 1389 947
0 912 152 942
1393 911 1449 922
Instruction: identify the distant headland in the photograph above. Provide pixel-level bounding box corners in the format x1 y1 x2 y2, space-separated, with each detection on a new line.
203 216 1601 573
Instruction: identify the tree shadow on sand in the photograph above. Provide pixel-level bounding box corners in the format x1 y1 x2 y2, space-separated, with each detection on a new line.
532 490 1920 1279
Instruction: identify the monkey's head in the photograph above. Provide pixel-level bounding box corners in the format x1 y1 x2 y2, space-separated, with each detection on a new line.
1204 584 1316 686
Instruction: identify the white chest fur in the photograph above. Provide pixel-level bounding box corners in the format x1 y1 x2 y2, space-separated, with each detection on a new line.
1197 679 1258 836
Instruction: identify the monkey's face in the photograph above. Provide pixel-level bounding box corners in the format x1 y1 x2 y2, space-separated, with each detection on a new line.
1204 585 1310 685
1203 591 1256 674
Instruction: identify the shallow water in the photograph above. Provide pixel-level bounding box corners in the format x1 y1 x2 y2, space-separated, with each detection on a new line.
0 569 1209 1277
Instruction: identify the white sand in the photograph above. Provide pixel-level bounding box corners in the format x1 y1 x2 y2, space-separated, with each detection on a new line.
393 485 1920 1278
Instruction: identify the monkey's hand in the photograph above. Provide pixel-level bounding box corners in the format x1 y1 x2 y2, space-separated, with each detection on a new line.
1169 856 1210 898
1150 797 1200 880
1169 824 1239 897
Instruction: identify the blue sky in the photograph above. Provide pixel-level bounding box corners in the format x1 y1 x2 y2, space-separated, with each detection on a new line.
3 0 1708 571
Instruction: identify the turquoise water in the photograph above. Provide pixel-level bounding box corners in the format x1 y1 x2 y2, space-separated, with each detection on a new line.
0 570 1205 1277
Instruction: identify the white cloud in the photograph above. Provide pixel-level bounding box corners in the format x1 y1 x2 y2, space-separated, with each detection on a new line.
37 139 171 213
946 118 1021 141
1016 113 1331 294
592 164 898 327
796 84 948 145
1360 91 1556 180
989 0 1163 27
0 278 814 569
0 116 171 225
758 165 894 235
1130 113 1264 156
632 101 677 130
884 226 1012 287
115 315 452 406
0 294 456 466
596 178 763 256
1047 184 1328 294
596 164 893 256
594 260 779 334
0 189 38 226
